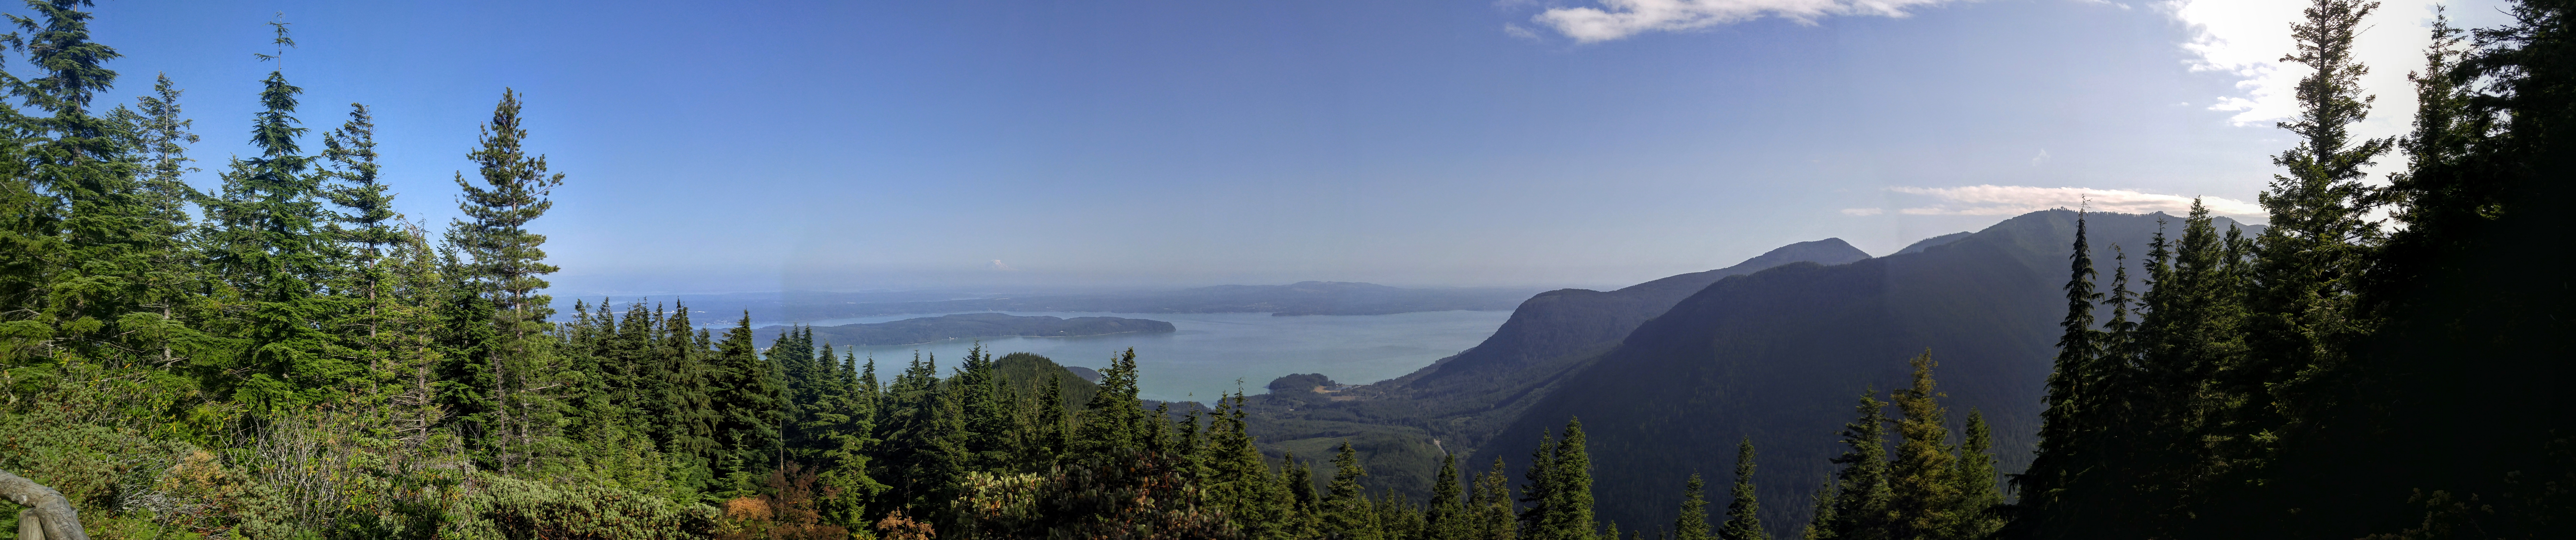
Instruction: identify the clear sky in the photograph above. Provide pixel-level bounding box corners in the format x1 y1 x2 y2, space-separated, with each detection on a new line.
84 0 2513 295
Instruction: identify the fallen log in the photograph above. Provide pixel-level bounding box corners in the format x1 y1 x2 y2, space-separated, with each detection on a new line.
0 470 87 540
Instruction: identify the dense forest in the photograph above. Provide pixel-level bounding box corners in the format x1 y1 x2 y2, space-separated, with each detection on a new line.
2 0 2572 538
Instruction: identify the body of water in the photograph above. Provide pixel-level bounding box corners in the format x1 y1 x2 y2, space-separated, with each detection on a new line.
766 310 1511 403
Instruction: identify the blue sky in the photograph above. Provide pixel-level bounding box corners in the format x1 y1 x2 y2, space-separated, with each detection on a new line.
82 0 2510 294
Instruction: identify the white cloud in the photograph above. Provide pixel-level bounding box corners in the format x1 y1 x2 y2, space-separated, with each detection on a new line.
989 259 1018 271
2030 149 2051 166
2166 0 2501 133
1842 207 1886 215
1531 0 1963 42
1888 185 2264 216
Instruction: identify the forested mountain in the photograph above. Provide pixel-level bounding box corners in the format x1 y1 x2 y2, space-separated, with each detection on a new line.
1474 210 2238 537
751 313 1175 347
1232 239 1873 497
657 281 1548 320
1893 232 1972 255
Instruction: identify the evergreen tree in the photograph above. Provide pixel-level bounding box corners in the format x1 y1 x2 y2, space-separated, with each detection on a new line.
1887 352 1957 540
104 72 204 369
1473 457 1520 540
321 103 396 348
1720 439 1764 540
1522 418 1598 540
1673 474 1709 540
200 16 356 410
448 88 569 470
1073 347 1147 457
1287 451 1324 538
1801 478 1836 540
1429 452 1467 540
1824 391 1890 540
1326 440 1381 540
710 312 782 489
2238 0 2391 444
2008 211 2105 539
1946 411 2003 540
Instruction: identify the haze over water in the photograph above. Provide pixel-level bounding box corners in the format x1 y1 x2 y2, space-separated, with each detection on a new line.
771 310 1512 403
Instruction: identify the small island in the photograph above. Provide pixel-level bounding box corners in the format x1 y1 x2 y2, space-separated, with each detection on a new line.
766 312 1177 347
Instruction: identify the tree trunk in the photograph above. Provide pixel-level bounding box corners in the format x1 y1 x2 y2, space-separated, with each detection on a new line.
0 470 88 540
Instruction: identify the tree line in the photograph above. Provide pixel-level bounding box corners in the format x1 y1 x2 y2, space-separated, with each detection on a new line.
2002 0 2576 537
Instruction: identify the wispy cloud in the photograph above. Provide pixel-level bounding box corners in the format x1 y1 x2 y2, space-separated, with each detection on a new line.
989 259 1018 271
1888 185 2262 216
2168 0 2454 129
1841 207 1886 216
1531 0 1963 43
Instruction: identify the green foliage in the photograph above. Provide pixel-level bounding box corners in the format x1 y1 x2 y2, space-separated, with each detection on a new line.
1672 474 1708 540
1719 439 1764 540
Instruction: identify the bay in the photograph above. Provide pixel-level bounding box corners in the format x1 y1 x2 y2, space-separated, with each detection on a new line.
773 310 1511 403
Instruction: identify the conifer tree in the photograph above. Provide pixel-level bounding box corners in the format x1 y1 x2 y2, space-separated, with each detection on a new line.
201 16 356 410
322 103 397 342
1473 457 1520 540
1720 439 1765 540
1522 418 1598 540
1946 411 2003 540
1326 440 1382 540
106 73 205 369
1825 391 1891 540
1287 451 1323 538
1673 474 1710 540
2241 0 2391 441
711 312 783 488
2009 211 2104 539
448 88 569 469
1429 452 1467 540
1888 352 1957 540
15 0 169 370
1074 347 1146 456
654 301 720 478
1801 478 1836 540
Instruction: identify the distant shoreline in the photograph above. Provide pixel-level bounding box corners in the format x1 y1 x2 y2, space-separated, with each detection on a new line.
864 329 1159 347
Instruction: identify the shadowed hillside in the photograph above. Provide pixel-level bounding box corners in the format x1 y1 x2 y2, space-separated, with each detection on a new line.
1475 209 2249 537
1236 239 1875 495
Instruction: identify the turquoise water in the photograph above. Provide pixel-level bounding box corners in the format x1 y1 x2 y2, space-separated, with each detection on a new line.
778 310 1511 403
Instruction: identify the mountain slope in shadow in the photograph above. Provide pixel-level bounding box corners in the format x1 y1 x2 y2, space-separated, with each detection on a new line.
1239 239 1873 493
1474 210 2248 538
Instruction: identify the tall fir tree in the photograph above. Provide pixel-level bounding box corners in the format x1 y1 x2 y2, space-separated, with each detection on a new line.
710 312 782 491
1824 390 1891 540
1521 418 1598 540
1946 411 2004 540
447 88 570 471
200 16 355 410
1429 452 1467 540
1326 440 1382 540
1887 352 1957 540
1673 474 1710 540
2007 211 2105 540
1720 439 1765 540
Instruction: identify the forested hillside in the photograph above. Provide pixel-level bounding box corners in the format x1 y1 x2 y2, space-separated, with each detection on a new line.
1478 210 2238 537
1232 239 1872 498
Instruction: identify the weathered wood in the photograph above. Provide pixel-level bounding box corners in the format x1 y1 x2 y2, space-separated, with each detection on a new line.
18 508 42 540
0 470 86 540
